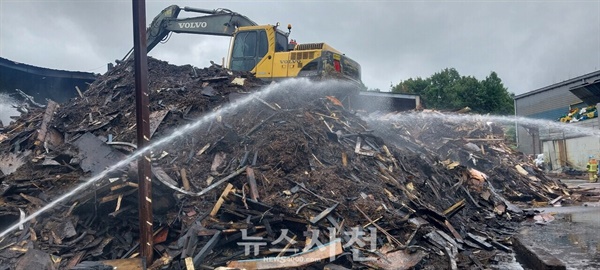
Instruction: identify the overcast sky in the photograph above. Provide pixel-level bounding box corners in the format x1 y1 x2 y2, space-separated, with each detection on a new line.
1 0 599 95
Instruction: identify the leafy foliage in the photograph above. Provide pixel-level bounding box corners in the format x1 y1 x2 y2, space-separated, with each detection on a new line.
390 68 514 115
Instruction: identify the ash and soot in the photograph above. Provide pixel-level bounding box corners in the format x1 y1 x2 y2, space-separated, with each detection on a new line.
0 58 580 269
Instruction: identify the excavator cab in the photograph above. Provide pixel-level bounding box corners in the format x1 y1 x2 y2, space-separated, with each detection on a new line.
228 26 289 74
230 29 271 72
228 25 362 86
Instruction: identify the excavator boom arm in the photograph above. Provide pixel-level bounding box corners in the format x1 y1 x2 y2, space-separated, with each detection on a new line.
162 13 255 36
124 5 257 60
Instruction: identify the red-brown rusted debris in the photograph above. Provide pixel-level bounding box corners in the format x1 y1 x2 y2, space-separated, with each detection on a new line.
0 58 580 269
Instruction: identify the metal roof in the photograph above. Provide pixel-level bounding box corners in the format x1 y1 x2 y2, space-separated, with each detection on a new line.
514 69 600 100
568 78 600 105
0 57 97 80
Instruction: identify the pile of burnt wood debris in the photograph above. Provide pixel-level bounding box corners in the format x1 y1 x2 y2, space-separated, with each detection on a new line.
0 58 575 269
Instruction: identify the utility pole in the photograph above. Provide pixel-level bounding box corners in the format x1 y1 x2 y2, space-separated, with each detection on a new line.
132 0 153 265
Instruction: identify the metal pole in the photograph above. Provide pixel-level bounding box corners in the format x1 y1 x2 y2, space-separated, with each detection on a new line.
132 0 153 265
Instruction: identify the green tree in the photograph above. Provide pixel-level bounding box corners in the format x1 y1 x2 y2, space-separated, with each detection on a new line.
480 72 514 114
453 75 484 110
425 68 461 110
389 69 514 115
391 77 429 95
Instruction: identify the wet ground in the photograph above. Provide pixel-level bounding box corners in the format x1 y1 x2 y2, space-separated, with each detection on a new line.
492 254 525 270
518 179 600 270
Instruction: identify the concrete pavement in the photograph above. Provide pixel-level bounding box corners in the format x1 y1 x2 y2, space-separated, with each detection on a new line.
516 179 600 270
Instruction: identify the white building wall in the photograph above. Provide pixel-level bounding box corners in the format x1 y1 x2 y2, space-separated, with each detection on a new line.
566 137 600 169
541 117 600 170
542 141 559 170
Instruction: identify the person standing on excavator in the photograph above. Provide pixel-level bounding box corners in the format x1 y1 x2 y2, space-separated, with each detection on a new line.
586 156 598 183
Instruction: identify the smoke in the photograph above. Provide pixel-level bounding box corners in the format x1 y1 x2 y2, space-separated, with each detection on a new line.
0 93 20 126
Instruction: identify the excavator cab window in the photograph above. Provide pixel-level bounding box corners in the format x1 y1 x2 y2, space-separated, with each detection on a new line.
275 32 288 52
231 30 268 72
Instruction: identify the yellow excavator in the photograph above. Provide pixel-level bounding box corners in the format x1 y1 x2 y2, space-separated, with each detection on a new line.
0 5 418 118
127 5 362 86
118 5 420 112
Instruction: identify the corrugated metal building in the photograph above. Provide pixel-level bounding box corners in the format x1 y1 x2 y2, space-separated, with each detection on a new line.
0 57 97 103
514 70 600 170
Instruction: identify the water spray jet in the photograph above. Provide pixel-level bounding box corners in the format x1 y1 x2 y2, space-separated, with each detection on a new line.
363 111 600 138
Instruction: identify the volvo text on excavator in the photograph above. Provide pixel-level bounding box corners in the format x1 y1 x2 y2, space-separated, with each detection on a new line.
125 5 362 86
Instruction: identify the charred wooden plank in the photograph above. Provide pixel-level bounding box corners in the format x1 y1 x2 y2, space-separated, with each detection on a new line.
466 233 493 250
227 239 342 269
210 183 234 217
443 199 465 219
246 167 259 201
36 100 59 144
192 231 222 267
72 258 144 270
180 168 191 191
444 220 464 243
309 203 339 225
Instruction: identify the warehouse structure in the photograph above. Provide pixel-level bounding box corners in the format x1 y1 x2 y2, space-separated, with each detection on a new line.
514 70 600 170
0 57 97 104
